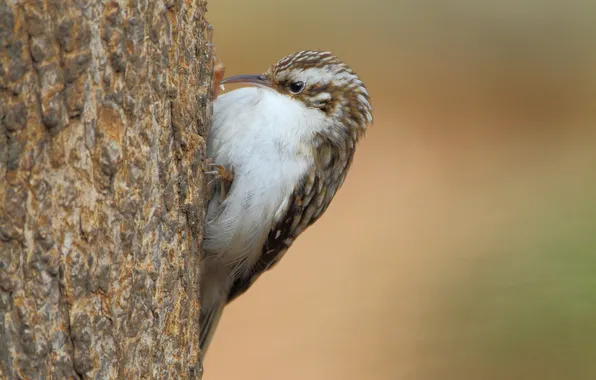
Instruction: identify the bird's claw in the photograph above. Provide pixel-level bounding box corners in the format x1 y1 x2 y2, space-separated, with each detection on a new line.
206 23 214 50
205 160 234 199
200 22 225 98
212 60 226 98
205 163 234 184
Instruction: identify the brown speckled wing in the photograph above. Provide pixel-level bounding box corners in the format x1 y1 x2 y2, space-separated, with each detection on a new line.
226 168 328 303
226 135 356 304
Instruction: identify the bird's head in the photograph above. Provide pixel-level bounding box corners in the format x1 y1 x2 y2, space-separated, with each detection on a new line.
221 50 373 142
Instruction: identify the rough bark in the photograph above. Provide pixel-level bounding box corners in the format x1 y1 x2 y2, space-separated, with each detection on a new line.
0 0 214 378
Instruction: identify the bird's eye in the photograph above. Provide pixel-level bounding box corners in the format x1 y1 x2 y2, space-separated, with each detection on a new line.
289 81 305 94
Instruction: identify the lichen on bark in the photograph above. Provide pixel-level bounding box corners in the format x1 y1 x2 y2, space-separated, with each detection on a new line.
0 0 214 378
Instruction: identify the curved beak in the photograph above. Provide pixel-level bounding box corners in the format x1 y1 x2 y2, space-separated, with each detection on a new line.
220 74 272 89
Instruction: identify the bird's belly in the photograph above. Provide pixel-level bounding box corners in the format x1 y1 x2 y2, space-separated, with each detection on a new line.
204 144 308 274
205 87 312 273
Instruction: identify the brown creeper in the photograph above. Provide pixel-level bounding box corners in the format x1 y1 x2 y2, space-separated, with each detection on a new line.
200 50 373 355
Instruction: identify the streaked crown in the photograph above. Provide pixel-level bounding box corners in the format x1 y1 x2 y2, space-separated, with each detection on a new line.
265 50 373 140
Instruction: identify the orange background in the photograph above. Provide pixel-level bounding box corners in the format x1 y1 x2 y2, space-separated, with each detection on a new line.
205 1 596 379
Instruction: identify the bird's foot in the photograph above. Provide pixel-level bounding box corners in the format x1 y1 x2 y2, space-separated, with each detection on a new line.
212 59 226 99
205 159 234 199
200 19 214 49
201 21 225 99
206 22 214 49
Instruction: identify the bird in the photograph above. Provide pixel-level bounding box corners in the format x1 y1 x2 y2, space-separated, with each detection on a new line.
200 50 373 355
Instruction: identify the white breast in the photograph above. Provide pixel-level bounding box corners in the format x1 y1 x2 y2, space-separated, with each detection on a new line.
204 87 324 275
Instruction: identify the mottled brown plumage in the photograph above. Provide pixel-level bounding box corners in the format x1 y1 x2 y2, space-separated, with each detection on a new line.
201 50 373 354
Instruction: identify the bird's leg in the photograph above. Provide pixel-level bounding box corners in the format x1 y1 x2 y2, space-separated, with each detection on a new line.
201 21 226 99
205 21 214 49
212 59 226 99
205 158 234 199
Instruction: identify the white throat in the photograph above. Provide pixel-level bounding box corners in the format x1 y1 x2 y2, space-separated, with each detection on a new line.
204 87 324 274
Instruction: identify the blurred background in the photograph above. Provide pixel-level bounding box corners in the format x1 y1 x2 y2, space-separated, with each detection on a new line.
206 1 596 379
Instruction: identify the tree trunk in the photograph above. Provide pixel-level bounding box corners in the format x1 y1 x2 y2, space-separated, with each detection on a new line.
0 0 213 378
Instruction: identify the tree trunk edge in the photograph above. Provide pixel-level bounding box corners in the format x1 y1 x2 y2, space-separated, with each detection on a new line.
0 0 213 378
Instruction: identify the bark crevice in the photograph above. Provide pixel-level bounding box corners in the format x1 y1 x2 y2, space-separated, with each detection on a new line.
0 1 212 378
